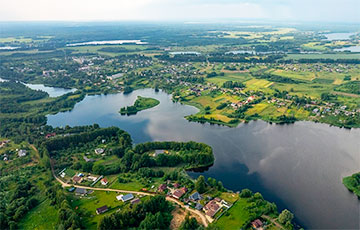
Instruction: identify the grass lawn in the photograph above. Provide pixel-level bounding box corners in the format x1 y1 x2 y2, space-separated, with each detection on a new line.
18 199 58 230
70 190 128 230
109 178 145 191
214 198 253 229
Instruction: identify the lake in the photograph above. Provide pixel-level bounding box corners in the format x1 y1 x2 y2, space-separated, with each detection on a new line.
170 51 201 55
334 46 360 52
226 50 256 55
46 88 360 229
66 40 147 46
0 78 76 97
24 83 76 97
0 46 19 50
323 32 356 41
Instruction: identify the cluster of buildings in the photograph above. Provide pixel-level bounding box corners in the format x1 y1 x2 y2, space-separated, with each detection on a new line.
1 142 28 161
157 182 231 220
69 172 108 187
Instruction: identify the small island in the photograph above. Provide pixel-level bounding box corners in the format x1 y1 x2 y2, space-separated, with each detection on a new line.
343 172 360 197
119 96 160 115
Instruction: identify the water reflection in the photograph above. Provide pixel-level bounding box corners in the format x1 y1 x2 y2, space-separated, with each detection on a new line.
47 88 360 229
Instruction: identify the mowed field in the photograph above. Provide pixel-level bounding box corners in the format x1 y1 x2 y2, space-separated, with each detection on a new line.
70 190 137 230
206 72 252 86
214 198 253 229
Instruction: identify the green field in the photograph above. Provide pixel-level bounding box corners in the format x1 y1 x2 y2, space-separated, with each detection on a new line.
285 53 360 60
18 199 58 230
214 198 253 229
70 190 130 230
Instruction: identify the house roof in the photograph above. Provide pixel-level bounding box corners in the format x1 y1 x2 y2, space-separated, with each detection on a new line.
96 205 108 214
189 192 202 200
75 187 87 194
121 193 134 202
158 184 167 191
73 176 82 183
131 198 140 204
173 189 185 198
251 219 263 228
206 209 216 217
195 203 203 210
205 200 220 213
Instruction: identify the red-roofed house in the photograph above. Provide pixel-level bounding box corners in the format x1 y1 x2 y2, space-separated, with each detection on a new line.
101 178 108 186
204 200 221 217
158 184 167 192
251 219 263 229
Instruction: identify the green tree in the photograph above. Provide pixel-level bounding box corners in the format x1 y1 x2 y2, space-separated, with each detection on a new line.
180 214 201 230
195 175 206 193
278 209 294 226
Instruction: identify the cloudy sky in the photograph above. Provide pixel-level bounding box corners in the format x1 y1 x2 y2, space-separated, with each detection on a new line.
1 0 359 22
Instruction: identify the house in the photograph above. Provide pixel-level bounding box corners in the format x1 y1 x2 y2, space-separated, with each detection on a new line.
204 200 221 217
189 192 202 201
96 205 108 215
75 187 87 196
73 176 83 184
131 198 141 205
18 149 27 157
117 193 134 202
87 176 98 182
173 187 187 199
173 183 180 188
153 149 165 157
158 184 167 192
77 173 84 177
45 133 56 139
195 203 203 210
251 219 263 229
95 148 104 154
101 178 108 186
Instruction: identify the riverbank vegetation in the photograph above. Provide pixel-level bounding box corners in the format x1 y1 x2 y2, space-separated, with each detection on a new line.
1 22 357 229
119 96 159 115
343 172 360 197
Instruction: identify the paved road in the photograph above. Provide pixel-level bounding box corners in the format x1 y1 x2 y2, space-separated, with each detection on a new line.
50 159 209 227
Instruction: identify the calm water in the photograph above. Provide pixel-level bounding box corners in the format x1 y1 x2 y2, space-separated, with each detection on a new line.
0 46 19 50
66 40 147 46
170 51 201 55
24 83 76 97
0 78 75 97
323 33 356 41
47 89 360 229
334 46 360 52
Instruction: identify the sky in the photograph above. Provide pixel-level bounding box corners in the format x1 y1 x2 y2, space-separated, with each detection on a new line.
1 0 360 23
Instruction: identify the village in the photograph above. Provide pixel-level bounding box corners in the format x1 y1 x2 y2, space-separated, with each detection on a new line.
55 167 270 230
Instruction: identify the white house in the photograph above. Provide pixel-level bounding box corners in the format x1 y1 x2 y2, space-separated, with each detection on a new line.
18 149 27 157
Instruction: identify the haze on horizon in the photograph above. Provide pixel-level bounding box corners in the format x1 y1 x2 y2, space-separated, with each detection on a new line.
1 0 360 23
